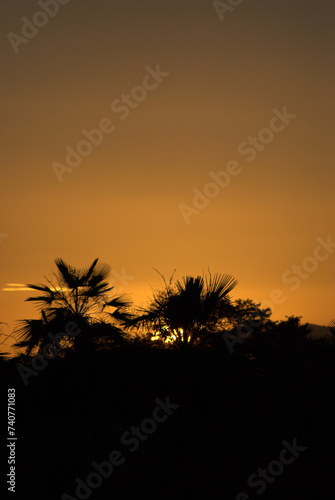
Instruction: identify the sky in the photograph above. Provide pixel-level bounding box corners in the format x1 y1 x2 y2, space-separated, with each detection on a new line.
0 0 334 355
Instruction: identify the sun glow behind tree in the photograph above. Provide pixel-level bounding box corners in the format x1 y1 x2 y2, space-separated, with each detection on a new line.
129 271 238 350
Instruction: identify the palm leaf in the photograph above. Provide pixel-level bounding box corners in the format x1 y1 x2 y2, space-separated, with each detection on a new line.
54 258 81 288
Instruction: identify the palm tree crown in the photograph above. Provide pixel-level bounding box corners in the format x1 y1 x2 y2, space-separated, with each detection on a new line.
13 258 131 356
129 271 237 349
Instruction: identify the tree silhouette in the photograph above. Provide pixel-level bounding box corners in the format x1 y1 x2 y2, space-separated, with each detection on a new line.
128 271 237 350
13 258 131 356
328 318 335 336
0 321 11 358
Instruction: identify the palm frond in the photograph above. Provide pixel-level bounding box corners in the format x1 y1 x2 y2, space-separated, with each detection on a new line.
25 295 54 304
87 262 111 287
26 283 53 293
105 295 133 309
206 273 238 298
54 258 81 288
82 258 99 282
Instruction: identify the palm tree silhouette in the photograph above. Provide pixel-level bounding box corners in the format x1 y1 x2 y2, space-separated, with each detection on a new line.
128 271 237 350
13 258 131 356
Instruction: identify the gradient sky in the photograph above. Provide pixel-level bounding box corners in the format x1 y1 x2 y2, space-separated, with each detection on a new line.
1 0 334 355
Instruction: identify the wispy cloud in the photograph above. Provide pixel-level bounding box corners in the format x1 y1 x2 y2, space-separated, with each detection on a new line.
3 284 72 292
2 284 31 291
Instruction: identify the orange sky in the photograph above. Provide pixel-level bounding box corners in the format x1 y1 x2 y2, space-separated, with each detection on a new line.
1 0 334 355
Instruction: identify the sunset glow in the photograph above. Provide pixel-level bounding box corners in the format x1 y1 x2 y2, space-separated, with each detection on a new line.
2 3 335 498
1 0 334 357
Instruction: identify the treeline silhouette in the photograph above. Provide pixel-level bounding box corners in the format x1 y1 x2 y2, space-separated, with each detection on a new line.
1 259 335 500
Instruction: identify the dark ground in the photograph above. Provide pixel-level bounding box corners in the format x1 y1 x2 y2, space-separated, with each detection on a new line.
2 340 335 500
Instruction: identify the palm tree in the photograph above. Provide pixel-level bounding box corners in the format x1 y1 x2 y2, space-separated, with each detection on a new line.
128 271 238 350
13 258 131 356
0 321 11 359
